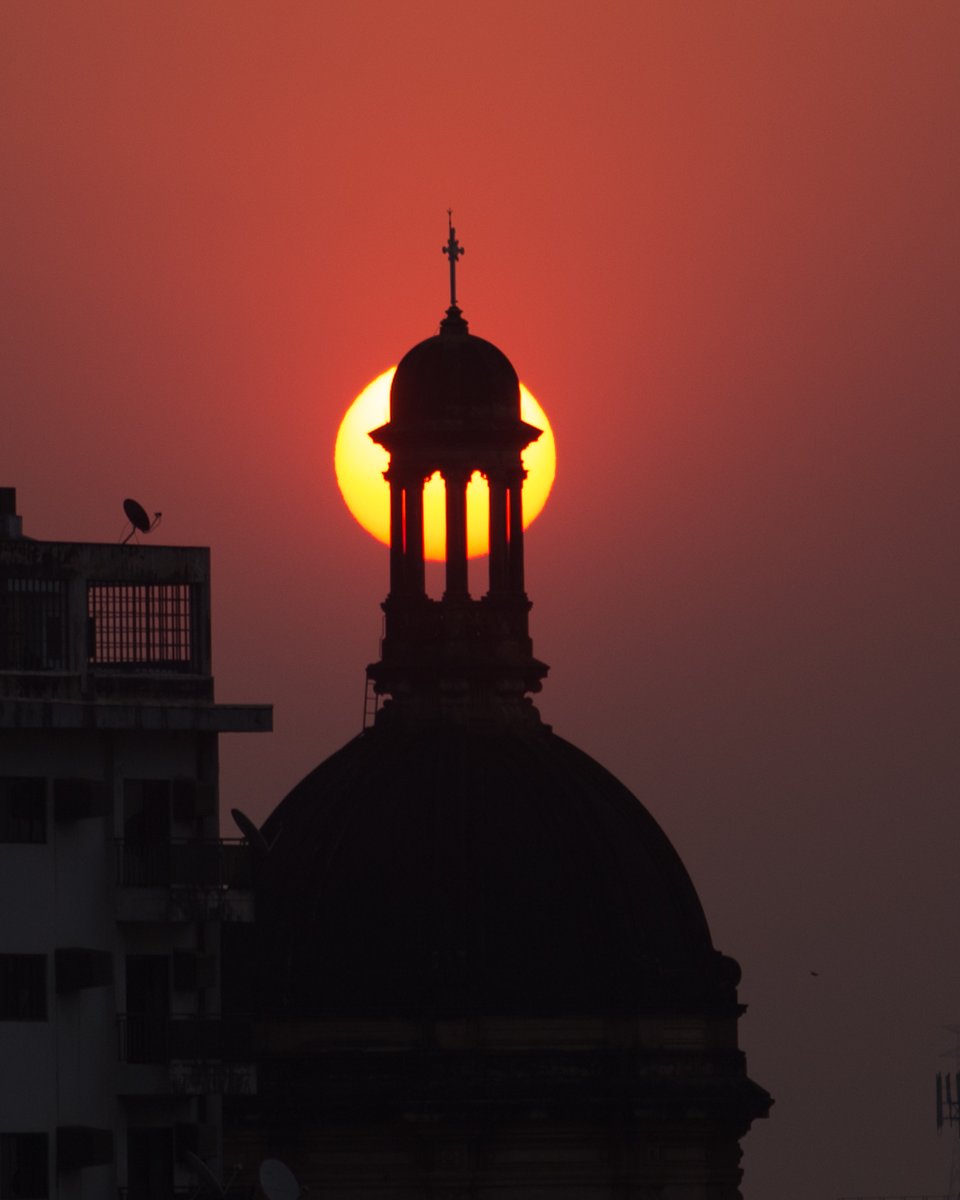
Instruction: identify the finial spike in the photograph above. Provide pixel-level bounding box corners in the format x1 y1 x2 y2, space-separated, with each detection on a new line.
442 211 464 309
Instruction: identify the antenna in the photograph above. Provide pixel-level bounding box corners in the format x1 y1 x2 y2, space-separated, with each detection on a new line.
935 1027 960 1200
121 497 162 544
259 1158 302 1200
184 1150 224 1197
231 807 276 857
183 1150 243 1199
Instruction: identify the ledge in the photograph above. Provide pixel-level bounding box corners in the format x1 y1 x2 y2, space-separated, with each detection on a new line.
0 699 272 733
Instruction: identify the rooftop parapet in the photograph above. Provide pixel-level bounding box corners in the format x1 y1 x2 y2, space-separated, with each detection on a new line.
0 492 271 731
1 537 211 694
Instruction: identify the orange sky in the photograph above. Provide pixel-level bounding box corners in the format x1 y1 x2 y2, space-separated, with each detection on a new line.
2 4 959 1196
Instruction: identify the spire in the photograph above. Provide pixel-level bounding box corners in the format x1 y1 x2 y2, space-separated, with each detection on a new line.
440 211 469 333
442 210 464 308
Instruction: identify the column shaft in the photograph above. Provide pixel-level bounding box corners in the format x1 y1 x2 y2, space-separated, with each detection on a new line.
389 481 405 594
405 480 426 595
444 473 469 598
507 480 525 595
488 477 509 595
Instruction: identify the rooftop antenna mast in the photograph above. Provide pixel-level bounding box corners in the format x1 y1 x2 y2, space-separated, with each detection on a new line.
936 1024 960 1199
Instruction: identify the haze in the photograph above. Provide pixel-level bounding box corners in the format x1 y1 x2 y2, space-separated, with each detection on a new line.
2 4 958 1197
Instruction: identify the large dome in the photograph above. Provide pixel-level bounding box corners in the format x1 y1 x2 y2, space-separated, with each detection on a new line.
254 723 739 1019
389 308 521 432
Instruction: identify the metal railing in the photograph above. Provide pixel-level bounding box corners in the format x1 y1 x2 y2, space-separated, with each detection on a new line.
88 581 202 673
116 1189 198 1199
117 1189 257 1200
115 839 252 888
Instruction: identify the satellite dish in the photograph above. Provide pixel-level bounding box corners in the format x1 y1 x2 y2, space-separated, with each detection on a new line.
231 807 276 857
121 497 162 544
259 1158 301 1200
183 1150 224 1197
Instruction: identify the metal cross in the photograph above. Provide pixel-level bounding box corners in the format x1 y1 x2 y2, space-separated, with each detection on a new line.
442 210 464 307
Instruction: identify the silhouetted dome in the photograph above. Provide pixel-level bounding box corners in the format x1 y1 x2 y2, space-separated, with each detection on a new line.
389 308 521 432
254 723 740 1019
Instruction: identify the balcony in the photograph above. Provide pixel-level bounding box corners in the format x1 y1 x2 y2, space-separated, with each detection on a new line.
116 1190 200 1199
117 1190 256 1200
117 1014 257 1097
115 839 254 922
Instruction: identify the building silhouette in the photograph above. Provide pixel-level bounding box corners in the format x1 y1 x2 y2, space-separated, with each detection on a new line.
225 233 771 1197
0 488 271 1198
0 235 770 1197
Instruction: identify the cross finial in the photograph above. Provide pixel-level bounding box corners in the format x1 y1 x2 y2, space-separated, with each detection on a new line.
442 210 464 308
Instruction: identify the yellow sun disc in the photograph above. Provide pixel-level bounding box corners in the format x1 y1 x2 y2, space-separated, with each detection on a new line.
335 367 556 560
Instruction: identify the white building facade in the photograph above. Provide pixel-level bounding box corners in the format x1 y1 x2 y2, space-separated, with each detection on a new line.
0 488 270 1199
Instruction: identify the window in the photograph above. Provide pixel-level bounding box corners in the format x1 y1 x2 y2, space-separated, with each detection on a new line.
0 956 46 1021
126 1127 172 1199
0 577 67 671
0 779 46 844
87 582 200 671
119 781 171 886
0 1132 48 1198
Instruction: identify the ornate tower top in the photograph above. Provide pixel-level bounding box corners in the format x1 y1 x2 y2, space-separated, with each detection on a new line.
366 222 547 729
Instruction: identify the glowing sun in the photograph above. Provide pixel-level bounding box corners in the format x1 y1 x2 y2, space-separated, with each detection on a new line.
335 367 556 560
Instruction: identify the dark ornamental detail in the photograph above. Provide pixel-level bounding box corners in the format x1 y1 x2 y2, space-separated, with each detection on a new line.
442 208 465 308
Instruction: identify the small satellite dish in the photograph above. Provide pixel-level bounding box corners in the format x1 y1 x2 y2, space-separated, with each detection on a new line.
231 807 276 858
121 497 162 544
183 1150 224 1197
259 1158 301 1200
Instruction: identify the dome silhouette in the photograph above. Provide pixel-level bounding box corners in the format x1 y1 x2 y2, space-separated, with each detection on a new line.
256 723 739 1019
228 227 770 1198
388 306 523 434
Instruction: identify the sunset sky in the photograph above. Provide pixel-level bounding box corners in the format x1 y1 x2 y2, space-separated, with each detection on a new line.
2 4 958 1196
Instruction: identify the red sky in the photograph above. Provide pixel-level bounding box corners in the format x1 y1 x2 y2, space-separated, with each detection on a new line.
2 3 959 1195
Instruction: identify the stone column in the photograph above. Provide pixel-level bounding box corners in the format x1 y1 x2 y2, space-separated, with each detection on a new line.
488 475 509 595
389 477 405 595
444 471 469 599
507 476 525 595
404 479 425 596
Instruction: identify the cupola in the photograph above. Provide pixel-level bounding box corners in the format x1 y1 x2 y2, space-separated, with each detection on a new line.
367 215 547 728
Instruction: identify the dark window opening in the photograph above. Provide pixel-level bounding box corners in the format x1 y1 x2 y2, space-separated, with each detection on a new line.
0 1132 48 1198
120 781 171 886
0 955 47 1021
123 780 170 843
124 955 170 1064
0 778 46 843
0 577 68 672
125 1127 173 1200
87 583 200 672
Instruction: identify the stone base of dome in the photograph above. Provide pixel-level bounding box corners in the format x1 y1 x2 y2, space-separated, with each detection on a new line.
222 1010 769 1197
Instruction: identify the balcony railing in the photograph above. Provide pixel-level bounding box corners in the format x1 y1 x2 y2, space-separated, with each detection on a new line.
117 1013 253 1065
116 1189 257 1200
116 1189 198 1199
115 839 253 889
